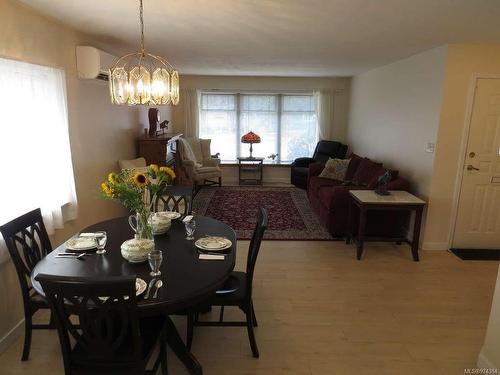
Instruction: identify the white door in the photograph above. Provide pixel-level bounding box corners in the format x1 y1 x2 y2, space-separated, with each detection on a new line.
453 78 500 249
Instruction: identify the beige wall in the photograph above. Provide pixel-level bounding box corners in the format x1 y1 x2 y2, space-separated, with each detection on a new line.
172 74 351 143
0 0 139 344
347 46 448 200
423 44 500 249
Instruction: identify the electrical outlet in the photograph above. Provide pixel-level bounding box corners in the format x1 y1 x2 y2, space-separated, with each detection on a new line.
426 143 435 153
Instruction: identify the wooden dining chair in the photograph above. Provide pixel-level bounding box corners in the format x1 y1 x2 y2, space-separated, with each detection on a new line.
0 208 55 361
154 185 193 215
35 274 168 375
187 207 268 358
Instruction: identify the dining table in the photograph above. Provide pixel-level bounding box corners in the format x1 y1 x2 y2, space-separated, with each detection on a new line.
31 215 237 375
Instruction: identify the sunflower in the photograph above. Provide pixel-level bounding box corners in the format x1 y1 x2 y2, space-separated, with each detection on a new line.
160 166 176 179
149 164 159 173
132 172 149 187
108 172 117 184
101 182 113 197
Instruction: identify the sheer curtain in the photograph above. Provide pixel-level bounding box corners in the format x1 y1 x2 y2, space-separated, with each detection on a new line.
181 88 200 138
314 90 335 140
0 58 77 261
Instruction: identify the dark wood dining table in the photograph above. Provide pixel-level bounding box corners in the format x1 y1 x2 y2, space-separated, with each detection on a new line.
31 215 237 375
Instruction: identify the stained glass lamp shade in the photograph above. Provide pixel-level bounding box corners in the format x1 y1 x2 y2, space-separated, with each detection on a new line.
241 131 261 158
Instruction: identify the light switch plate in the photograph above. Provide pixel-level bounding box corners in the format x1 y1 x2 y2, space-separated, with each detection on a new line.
426 143 435 153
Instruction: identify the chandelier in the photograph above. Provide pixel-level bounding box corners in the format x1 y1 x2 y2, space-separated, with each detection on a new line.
109 0 179 106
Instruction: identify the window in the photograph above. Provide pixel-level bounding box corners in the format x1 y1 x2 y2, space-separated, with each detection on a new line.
199 92 318 162
0 58 77 257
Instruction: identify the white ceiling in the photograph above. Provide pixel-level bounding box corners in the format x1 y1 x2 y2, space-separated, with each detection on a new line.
19 0 500 76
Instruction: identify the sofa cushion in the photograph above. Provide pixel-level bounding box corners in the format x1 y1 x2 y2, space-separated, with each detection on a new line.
318 158 350 180
352 158 383 187
309 176 342 195
344 153 362 182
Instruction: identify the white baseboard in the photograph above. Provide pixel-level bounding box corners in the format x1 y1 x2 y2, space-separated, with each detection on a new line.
422 242 449 251
0 319 24 355
477 348 498 369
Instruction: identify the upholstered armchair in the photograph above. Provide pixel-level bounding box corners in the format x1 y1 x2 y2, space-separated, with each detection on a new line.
290 140 348 189
176 137 222 189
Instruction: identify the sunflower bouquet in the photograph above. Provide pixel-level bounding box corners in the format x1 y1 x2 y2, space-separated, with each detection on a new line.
100 165 176 239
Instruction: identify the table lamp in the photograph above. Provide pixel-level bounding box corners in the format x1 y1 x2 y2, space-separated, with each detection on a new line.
241 131 261 158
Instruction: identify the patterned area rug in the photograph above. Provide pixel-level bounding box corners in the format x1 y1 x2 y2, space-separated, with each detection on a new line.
193 186 333 240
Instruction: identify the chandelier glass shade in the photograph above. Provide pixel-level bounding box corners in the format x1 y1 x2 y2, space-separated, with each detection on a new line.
109 0 179 106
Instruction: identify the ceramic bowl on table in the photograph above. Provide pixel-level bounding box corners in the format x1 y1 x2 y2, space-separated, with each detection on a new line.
120 236 155 263
150 213 172 235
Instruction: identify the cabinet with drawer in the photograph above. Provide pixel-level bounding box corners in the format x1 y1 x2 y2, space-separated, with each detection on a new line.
137 133 182 168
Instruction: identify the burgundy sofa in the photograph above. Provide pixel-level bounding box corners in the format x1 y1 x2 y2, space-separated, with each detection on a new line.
307 154 410 237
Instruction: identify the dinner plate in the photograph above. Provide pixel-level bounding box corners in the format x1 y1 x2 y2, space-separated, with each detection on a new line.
195 236 232 252
156 211 182 220
99 278 147 301
65 236 97 251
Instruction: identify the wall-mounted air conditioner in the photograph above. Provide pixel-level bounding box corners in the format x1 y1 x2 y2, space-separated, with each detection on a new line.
76 46 116 81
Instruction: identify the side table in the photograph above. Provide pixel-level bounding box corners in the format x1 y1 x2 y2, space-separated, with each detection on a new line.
347 190 426 261
237 157 264 185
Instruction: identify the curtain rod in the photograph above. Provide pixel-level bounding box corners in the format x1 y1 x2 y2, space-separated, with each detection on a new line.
201 88 344 94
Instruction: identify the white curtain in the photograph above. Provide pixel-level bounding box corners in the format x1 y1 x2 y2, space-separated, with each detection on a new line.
314 90 335 140
0 58 77 261
182 88 200 138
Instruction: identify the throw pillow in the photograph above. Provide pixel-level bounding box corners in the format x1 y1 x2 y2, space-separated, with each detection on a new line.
319 158 351 181
352 158 383 187
344 153 362 181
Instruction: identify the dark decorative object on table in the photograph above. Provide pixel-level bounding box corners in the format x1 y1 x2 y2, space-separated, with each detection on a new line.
267 153 278 160
148 108 169 137
241 131 261 158
374 171 392 195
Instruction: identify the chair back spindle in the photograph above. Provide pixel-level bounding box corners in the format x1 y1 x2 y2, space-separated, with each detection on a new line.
154 185 193 215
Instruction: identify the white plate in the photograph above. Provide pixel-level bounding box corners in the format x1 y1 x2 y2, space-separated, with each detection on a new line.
99 278 147 301
65 237 97 251
196 236 232 251
156 211 181 220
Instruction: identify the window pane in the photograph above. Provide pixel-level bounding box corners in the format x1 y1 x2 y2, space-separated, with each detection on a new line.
201 94 236 110
239 95 278 158
199 94 237 161
281 95 318 162
282 95 315 112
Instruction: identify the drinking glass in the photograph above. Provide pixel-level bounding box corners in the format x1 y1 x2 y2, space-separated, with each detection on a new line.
148 250 163 277
185 219 196 240
95 231 107 254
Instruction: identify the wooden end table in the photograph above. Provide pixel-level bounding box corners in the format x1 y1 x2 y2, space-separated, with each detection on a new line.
237 157 264 185
347 190 426 261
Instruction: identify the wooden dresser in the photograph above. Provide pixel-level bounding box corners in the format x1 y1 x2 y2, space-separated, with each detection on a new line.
137 133 182 168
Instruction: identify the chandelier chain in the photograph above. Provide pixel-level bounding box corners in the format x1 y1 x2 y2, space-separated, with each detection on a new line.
139 0 145 53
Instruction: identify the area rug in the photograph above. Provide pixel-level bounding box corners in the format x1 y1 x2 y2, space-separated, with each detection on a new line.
450 248 500 261
193 186 333 240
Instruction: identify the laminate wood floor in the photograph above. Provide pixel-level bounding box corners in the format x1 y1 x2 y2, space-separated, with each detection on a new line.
0 241 497 374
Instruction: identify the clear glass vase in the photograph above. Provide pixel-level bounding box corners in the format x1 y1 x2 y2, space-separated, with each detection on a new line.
128 208 154 240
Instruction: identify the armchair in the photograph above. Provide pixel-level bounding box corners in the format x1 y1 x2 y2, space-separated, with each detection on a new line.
176 137 222 190
291 140 348 189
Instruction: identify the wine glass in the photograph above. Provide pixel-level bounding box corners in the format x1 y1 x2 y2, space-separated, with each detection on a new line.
185 219 196 240
148 250 163 277
95 231 107 254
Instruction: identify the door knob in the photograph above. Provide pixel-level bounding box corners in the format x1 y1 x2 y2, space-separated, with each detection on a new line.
467 165 480 171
